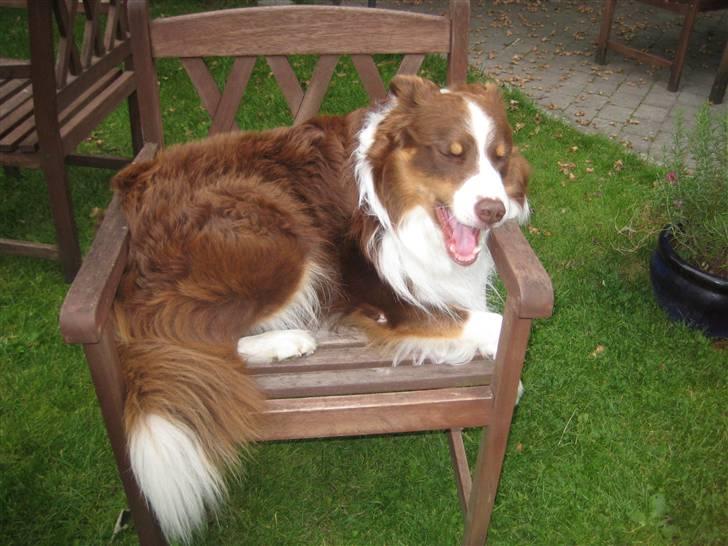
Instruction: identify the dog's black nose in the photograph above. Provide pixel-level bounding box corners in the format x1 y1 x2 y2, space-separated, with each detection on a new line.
475 198 505 225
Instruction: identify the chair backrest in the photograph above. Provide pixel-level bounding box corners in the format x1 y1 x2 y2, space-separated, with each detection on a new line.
25 0 130 111
0 1 132 155
127 0 469 146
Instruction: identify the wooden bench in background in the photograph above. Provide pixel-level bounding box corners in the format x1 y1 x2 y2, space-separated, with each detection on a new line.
0 0 140 281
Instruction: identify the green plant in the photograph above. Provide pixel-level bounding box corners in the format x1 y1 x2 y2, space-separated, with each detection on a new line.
659 105 728 276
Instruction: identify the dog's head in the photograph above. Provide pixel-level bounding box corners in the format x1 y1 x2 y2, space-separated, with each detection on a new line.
361 75 530 266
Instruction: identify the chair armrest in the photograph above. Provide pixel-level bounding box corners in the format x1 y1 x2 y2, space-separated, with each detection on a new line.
0 58 31 79
487 221 554 319
59 143 158 344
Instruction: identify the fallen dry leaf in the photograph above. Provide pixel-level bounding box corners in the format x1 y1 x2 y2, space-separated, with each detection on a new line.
590 344 606 357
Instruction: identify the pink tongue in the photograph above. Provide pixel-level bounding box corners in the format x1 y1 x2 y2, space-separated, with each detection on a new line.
452 221 478 256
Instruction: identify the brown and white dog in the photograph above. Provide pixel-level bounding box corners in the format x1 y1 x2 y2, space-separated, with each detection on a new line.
113 75 530 542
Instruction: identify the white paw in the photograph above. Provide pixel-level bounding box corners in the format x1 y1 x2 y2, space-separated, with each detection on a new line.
461 311 502 358
237 329 317 364
392 338 479 367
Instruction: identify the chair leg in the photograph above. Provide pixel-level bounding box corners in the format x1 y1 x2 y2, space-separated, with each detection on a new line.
461 312 533 546
128 90 144 156
668 1 699 92
710 41 728 104
447 429 472 515
41 157 81 282
83 323 168 546
595 0 617 65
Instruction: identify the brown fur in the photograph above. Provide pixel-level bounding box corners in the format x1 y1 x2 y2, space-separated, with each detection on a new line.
114 116 362 467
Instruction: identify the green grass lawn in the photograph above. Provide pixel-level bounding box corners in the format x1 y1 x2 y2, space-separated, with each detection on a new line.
1 2 726 545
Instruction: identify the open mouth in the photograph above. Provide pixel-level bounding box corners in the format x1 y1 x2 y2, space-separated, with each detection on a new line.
435 206 482 266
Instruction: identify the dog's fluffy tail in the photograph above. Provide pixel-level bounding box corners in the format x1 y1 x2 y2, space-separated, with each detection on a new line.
121 338 262 543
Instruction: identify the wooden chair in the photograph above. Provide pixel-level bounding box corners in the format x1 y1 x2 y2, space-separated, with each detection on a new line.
59 1 553 544
595 0 728 93
0 0 141 282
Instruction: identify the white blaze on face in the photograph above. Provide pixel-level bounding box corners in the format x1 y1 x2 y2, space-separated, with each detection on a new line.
450 100 511 228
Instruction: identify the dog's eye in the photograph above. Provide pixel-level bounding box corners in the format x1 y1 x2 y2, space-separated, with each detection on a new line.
495 143 508 160
491 143 510 167
449 142 464 156
437 141 466 159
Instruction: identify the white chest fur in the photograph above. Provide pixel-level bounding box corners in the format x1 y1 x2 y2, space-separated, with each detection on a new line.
374 206 494 311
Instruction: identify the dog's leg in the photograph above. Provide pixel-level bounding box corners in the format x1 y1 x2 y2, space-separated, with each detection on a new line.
346 307 502 366
237 329 317 364
347 307 524 402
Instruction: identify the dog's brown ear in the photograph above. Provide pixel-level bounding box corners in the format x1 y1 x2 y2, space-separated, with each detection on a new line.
448 81 499 95
504 149 530 206
389 75 439 107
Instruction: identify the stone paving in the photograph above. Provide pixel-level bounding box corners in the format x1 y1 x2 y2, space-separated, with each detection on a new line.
380 0 728 163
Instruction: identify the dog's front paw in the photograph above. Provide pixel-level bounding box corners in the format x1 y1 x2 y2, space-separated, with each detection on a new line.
462 311 502 359
237 329 317 364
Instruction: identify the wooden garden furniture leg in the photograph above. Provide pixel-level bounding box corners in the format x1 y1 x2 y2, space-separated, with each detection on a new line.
84 322 168 546
668 0 700 92
448 428 473 514
28 0 81 281
462 305 533 546
41 155 81 282
595 0 617 65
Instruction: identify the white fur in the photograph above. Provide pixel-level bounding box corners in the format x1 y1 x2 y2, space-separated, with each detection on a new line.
450 100 531 227
237 329 317 363
251 262 329 333
391 310 502 366
376 206 494 311
354 100 397 232
460 310 503 358
450 101 508 227
129 414 225 544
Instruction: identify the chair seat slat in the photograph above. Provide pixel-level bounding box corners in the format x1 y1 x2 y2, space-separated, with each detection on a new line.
59 70 136 155
0 99 35 150
256 359 494 399
0 82 32 120
17 68 122 151
247 344 394 374
0 79 29 102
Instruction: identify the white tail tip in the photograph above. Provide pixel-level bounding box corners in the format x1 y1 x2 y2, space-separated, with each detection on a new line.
128 414 225 543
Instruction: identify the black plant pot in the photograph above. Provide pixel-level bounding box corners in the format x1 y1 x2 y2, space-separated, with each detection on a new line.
650 227 728 338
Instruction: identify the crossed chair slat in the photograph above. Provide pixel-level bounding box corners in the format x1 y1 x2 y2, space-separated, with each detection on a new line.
181 52 434 134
